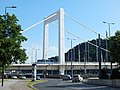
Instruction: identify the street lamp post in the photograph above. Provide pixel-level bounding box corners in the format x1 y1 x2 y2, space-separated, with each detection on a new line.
103 21 115 78
67 38 76 78
103 22 115 37
33 49 40 63
5 6 16 16
1 6 16 87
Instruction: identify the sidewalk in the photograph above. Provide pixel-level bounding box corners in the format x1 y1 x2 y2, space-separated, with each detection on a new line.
0 79 31 90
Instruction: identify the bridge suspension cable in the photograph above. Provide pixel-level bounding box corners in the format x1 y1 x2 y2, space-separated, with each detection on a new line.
21 13 57 33
21 10 109 52
51 22 109 52
64 12 106 39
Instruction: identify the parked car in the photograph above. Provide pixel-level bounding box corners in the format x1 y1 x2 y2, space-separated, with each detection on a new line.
19 76 26 79
36 76 40 80
62 75 71 81
72 74 83 82
11 76 17 79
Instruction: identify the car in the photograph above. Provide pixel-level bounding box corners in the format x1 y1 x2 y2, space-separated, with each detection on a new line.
62 75 71 81
19 76 26 79
11 76 17 79
36 76 40 80
72 74 83 82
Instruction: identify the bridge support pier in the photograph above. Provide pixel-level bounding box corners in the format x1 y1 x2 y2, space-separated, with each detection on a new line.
59 65 65 75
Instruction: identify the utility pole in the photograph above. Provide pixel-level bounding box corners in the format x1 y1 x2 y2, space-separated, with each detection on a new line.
78 44 81 62
96 37 98 62
84 42 87 78
88 41 89 62
98 34 102 79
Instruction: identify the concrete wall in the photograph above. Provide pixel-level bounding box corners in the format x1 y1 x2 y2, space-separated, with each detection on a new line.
84 79 120 88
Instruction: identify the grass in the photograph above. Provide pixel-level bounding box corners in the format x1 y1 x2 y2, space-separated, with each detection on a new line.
26 79 47 90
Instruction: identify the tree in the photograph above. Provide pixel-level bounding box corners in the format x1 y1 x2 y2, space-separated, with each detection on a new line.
109 30 120 65
0 13 28 86
0 13 28 66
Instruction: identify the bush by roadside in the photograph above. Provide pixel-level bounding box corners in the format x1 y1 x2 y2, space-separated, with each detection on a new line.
111 68 120 79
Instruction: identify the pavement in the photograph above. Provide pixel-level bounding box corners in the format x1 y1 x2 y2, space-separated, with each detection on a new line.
0 79 31 90
33 79 120 90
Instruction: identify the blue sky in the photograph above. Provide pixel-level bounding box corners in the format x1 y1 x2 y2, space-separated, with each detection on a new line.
0 0 120 63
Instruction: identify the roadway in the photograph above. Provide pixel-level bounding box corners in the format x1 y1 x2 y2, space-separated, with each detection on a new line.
33 79 119 90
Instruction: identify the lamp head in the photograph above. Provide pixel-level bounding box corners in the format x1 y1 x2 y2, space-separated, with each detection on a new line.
103 21 106 23
111 23 115 24
11 6 17 8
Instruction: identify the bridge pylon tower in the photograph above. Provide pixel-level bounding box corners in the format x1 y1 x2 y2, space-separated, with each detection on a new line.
43 8 65 75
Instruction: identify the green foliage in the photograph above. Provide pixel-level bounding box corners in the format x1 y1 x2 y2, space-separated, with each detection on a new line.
0 13 28 66
109 30 120 65
110 68 120 79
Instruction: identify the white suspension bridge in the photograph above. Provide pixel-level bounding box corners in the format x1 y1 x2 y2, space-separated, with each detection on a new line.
8 8 117 76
